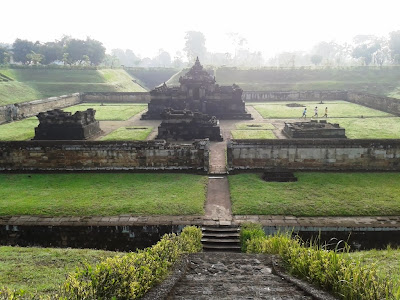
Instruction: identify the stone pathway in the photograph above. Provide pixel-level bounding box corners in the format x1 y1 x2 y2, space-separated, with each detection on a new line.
167 252 317 300
205 177 232 225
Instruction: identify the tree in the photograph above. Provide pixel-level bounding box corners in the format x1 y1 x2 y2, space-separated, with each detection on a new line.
154 49 171 67
64 39 86 64
85 37 105 65
0 47 10 64
12 39 35 64
389 30 400 64
310 54 323 66
38 42 63 65
183 31 207 62
26 52 44 65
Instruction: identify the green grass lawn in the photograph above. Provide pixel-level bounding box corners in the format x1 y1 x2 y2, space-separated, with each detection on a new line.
329 117 400 139
229 172 400 216
0 246 120 297
0 173 207 216
250 101 393 119
101 126 153 141
0 117 38 141
231 130 276 139
232 122 276 139
63 103 147 121
345 247 400 292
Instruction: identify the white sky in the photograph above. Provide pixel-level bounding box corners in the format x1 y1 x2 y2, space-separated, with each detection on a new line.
3 0 400 59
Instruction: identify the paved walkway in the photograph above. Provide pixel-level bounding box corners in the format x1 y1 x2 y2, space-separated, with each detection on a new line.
205 177 232 225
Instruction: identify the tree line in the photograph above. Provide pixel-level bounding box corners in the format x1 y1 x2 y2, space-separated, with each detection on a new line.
0 36 106 66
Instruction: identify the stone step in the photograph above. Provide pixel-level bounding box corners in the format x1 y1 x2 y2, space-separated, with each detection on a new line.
202 226 240 232
202 232 240 238
202 244 241 251
201 238 240 243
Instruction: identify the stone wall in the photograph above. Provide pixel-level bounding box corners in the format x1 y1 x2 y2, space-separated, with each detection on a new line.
347 91 400 116
0 93 81 125
227 139 400 171
243 90 348 102
81 92 150 103
0 140 209 172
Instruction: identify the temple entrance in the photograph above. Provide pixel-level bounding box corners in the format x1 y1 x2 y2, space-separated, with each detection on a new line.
193 87 200 100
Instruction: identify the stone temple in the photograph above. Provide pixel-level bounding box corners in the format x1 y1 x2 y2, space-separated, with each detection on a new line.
141 57 252 120
156 108 223 141
282 120 346 139
33 108 102 140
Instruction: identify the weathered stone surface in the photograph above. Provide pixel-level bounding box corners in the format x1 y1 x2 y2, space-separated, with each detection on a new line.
33 108 101 140
157 109 223 141
227 139 400 171
283 120 346 139
0 140 209 172
167 253 319 299
142 58 252 120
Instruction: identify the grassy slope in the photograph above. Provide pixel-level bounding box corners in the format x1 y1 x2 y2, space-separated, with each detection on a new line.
216 67 400 97
0 117 38 140
229 173 400 216
0 173 207 216
0 68 146 106
0 246 120 296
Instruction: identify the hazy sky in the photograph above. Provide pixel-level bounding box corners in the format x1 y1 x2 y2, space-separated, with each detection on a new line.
3 0 400 59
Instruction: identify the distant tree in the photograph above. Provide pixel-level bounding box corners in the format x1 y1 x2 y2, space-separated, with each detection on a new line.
85 37 105 65
38 42 63 64
389 30 400 64
111 48 139 67
310 54 323 66
26 52 44 65
12 39 35 64
62 53 71 66
184 31 207 62
352 43 380 66
65 39 86 64
0 47 11 64
154 49 172 67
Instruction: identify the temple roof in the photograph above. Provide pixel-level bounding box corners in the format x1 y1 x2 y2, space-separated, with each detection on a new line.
179 57 216 85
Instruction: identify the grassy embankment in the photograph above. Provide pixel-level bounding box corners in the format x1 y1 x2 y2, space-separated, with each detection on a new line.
215 66 400 98
0 68 146 106
249 100 400 138
229 173 400 216
0 173 207 216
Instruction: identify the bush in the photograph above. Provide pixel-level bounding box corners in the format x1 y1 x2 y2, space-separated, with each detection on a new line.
62 226 202 299
246 233 397 300
239 223 266 252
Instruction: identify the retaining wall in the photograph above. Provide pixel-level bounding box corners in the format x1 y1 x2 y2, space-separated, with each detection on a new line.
227 139 400 171
0 140 209 172
243 90 348 102
347 91 400 116
0 93 81 124
81 92 150 103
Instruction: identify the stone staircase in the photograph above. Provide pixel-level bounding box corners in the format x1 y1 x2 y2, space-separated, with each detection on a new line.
201 225 241 252
167 253 315 300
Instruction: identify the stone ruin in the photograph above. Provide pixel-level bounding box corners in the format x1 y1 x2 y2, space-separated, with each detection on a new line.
156 108 223 141
33 108 102 140
141 57 252 120
282 120 346 139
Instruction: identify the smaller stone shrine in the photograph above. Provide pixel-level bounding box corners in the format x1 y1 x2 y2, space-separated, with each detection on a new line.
33 108 102 140
156 108 223 141
282 120 346 138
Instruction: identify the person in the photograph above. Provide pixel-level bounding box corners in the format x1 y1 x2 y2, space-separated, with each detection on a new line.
313 106 318 118
302 107 307 118
323 107 328 118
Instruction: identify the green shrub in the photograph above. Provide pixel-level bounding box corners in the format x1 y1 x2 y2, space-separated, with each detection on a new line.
246 233 397 300
239 223 266 252
62 226 202 299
